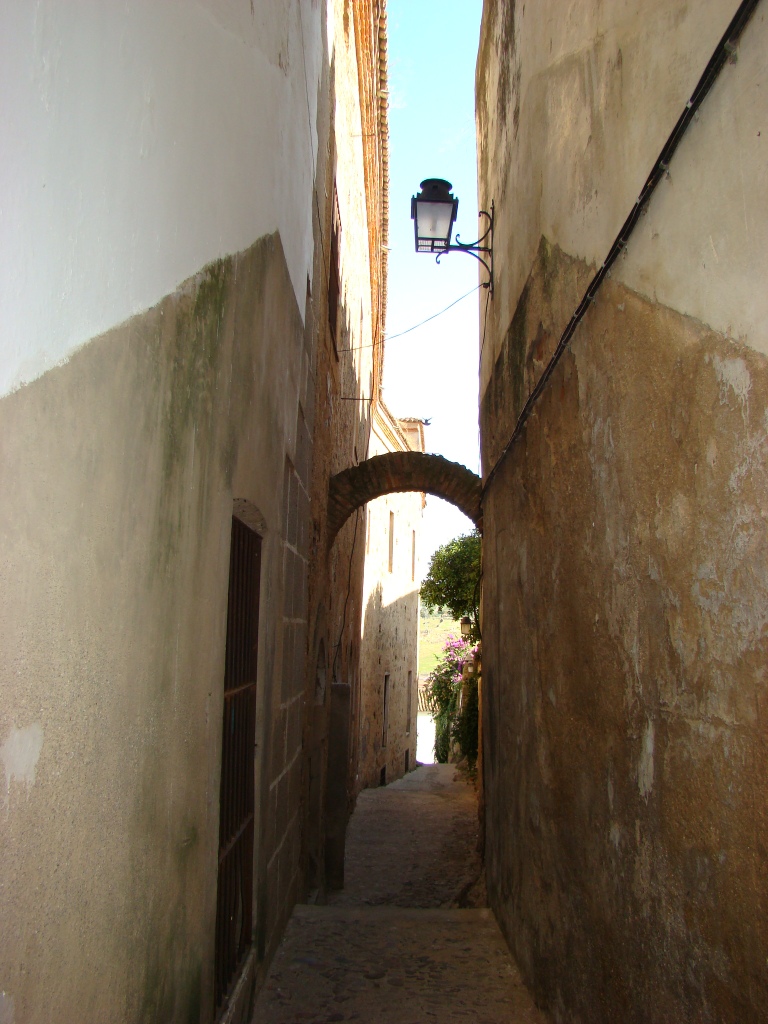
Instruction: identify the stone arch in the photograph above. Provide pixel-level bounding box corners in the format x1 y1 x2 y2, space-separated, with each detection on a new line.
327 452 482 545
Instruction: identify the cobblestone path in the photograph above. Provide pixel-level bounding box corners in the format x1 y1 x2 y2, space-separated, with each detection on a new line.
330 763 485 909
252 765 548 1023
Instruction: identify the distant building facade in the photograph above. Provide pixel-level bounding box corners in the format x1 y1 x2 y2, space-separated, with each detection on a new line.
357 409 425 790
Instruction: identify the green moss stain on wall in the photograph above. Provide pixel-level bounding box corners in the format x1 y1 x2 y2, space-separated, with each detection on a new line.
137 914 202 1024
144 257 233 573
163 258 229 483
223 234 276 488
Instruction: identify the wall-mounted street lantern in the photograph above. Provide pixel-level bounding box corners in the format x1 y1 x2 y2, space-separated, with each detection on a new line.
460 615 473 637
411 178 494 294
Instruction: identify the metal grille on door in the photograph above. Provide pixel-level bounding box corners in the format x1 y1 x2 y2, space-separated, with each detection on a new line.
214 515 261 1014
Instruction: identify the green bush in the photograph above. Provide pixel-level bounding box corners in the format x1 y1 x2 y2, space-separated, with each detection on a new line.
425 633 479 767
454 676 478 767
420 532 481 630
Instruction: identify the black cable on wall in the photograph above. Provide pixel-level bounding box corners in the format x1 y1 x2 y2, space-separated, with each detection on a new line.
482 0 762 497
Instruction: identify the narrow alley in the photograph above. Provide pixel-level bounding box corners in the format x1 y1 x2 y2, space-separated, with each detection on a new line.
253 765 547 1023
2 2 767 1021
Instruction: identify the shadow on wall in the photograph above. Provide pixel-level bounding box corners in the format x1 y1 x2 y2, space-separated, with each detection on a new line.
358 582 420 792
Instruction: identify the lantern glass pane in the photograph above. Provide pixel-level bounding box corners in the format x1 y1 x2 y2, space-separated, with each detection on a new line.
416 201 454 243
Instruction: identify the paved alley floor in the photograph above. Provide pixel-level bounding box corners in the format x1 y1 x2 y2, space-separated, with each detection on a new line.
252 764 548 1023
330 762 485 909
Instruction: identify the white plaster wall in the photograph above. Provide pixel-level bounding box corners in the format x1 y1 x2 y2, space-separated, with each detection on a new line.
477 0 768 392
618 8 768 354
0 0 324 397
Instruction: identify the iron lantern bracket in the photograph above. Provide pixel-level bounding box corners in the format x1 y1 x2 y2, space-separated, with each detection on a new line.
435 202 494 295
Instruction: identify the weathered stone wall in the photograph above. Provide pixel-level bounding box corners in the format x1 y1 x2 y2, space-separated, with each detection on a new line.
298 0 383 901
477 1 768 1021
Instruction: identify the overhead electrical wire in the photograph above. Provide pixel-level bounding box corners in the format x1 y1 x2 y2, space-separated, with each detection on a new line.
337 282 484 400
335 283 482 354
385 283 482 340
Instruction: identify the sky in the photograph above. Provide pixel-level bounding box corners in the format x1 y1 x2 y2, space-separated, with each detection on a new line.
381 0 484 576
